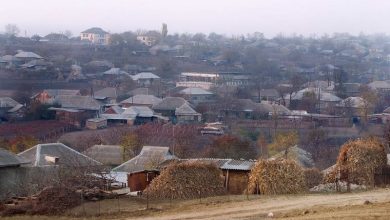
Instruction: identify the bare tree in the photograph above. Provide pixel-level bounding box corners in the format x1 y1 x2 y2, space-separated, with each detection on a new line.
4 24 20 36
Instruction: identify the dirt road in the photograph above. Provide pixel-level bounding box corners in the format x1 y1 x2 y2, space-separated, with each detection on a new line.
129 189 390 220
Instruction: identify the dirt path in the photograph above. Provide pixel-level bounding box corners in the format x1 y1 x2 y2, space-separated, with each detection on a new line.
128 189 390 220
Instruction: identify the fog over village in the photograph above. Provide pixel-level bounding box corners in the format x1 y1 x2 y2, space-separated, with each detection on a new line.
0 1 390 219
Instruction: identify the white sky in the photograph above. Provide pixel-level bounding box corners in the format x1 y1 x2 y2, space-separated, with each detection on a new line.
0 0 389 37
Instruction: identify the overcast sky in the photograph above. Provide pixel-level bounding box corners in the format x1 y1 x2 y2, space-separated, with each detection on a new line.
1 0 389 37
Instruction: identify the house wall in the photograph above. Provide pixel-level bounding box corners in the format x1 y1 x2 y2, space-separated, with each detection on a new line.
176 115 201 124
55 111 96 128
80 33 110 45
127 171 158 192
86 120 107 129
223 170 249 194
0 166 60 200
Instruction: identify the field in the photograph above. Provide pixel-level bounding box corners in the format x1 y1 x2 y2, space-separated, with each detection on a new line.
2 188 390 220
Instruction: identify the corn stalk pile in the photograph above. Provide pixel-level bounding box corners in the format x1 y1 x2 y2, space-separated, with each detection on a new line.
144 161 226 199
303 168 323 188
325 137 387 187
247 159 305 195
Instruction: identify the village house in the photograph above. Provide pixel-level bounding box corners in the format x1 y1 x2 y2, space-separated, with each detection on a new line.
285 87 342 114
31 89 81 104
368 81 390 95
102 67 129 76
177 72 218 90
131 72 160 87
335 97 369 118
101 105 163 125
112 146 177 192
0 148 30 200
49 95 102 127
20 59 52 71
220 99 290 120
175 103 202 123
153 97 201 123
0 55 22 68
14 51 43 63
93 87 118 104
136 35 158 46
0 97 24 121
120 94 162 108
80 27 111 45
178 87 215 106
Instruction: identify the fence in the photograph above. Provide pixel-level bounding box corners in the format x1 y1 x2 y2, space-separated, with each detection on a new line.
68 188 261 217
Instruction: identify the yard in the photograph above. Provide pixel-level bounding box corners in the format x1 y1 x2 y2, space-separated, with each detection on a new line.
2 188 390 220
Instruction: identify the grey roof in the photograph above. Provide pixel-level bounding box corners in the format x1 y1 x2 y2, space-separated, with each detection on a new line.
86 60 113 68
0 55 20 62
368 81 390 90
14 51 43 59
175 103 200 116
112 146 177 173
120 95 162 106
94 87 117 99
18 143 102 167
83 145 123 166
55 95 101 111
287 88 342 102
0 148 29 168
224 99 290 115
20 59 51 68
0 97 21 109
104 105 125 114
179 87 213 95
123 106 154 117
131 72 160 80
81 27 109 34
153 97 188 111
220 159 255 171
383 107 390 114
337 97 367 108
159 158 254 171
103 68 128 75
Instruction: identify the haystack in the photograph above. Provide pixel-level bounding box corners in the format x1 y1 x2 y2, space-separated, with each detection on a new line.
303 168 323 188
247 159 305 195
143 161 226 199
325 137 387 187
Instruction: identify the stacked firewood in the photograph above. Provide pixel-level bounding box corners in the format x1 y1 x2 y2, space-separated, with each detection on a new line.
144 161 226 199
325 137 387 187
247 159 305 195
303 168 323 189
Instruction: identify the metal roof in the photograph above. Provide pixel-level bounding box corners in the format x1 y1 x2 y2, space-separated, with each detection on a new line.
131 72 160 80
81 27 109 35
0 148 29 168
112 146 177 173
18 143 102 167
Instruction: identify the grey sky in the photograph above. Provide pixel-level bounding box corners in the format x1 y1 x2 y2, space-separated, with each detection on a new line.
1 0 389 37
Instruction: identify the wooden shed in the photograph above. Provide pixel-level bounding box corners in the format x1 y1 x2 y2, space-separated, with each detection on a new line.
221 159 254 194
127 170 159 192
